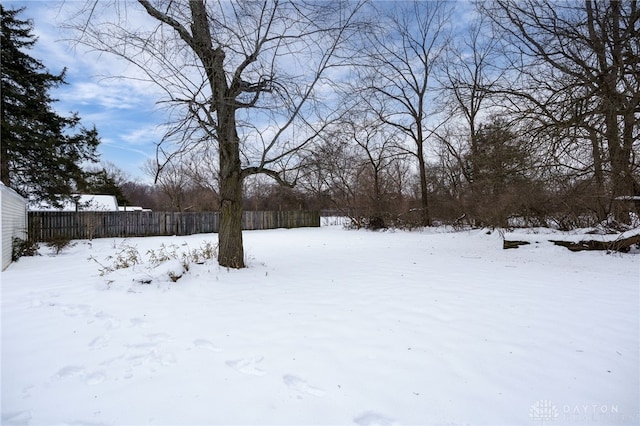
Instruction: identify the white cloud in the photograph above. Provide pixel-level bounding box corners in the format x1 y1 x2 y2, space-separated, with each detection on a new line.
5 0 168 180
119 124 167 147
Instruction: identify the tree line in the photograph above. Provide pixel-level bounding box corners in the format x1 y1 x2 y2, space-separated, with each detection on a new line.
123 0 639 230
2 1 638 268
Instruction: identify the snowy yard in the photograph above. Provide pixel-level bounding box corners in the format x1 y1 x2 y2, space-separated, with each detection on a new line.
1 223 638 425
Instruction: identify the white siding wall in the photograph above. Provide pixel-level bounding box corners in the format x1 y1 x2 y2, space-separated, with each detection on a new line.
1 184 28 271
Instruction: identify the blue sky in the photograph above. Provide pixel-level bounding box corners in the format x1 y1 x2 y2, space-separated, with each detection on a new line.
7 1 165 182
7 1 478 184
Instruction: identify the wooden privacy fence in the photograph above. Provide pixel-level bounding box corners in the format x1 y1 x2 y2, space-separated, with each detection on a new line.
28 210 320 241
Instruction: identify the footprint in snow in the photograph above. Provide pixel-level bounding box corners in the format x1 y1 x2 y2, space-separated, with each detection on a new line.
122 333 177 371
85 371 106 385
125 347 176 367
60 304 91 318
353 411 397 426
226 356 266 376
125 341 157 350
146 332 171 343
2 410 32 425
53 366 106 386
129 317 149 328
123 367 134 379
54 365 86 379
94 311 121 329
160 352 177 366
193 339 222 352
125 333 171 351
21 385 34 399
283 374 325 397
88 335 110 350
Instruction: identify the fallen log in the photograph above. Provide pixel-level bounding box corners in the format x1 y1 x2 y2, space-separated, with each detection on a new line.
503 240 530 249
550 234 640 253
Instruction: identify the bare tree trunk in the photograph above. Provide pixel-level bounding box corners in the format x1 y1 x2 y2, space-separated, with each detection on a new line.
589 129 608 222
417 144 431 226
217 140 245 266
606 112 631 223
215 94 246 266
372 164 381 217
218 164 244 268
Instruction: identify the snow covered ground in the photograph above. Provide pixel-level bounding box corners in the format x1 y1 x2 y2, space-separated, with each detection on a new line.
2 222 638 425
